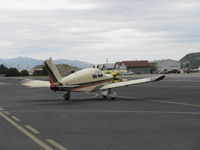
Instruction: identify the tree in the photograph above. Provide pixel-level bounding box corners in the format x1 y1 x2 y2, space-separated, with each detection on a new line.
5 68 20 77
20 69 29 76
0 64 8 74
41 66 48 76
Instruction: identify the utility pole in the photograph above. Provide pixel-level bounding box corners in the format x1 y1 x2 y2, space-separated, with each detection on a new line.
106 58 108 64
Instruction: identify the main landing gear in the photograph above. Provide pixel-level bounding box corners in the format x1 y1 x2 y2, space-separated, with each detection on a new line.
101 89 117 100
63 90 117 100
63 91 71 100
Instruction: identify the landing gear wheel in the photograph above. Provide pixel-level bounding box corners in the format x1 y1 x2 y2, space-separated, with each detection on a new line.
110 97 116 100
63 92 70 100
101 89 117 100
102 95 107 99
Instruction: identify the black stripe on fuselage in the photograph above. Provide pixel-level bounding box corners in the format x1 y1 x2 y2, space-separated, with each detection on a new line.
44 61 58 83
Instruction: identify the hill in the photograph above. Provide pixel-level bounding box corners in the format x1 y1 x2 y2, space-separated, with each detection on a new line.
33 64 78 77
55 59 92 69
0 57 93 70
56 64 78 76
180 52 200 68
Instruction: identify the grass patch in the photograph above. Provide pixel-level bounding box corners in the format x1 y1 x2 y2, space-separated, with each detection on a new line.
18 76 48 80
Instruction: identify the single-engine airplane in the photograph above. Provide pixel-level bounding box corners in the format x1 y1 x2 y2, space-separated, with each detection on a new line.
22 58 165 100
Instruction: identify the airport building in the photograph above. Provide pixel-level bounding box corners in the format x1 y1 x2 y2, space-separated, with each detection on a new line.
115 61 150 74
96 63 115 70
32 65 43 75
96 61 151 74
96 64 104 70
102 63 115 70
151 59 181 74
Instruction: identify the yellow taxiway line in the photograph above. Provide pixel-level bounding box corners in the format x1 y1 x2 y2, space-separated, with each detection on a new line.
4 111 10 115
25 125 40 134
0 112 53 150
11 116 21 122
47 139 68 150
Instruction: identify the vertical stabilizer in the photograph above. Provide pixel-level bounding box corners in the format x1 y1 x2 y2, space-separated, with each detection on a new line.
44 58 62 83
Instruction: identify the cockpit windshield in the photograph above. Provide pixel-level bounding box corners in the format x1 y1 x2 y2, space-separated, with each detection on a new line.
92 70 104 78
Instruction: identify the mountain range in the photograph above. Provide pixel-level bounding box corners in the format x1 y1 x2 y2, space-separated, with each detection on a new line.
0 57 93 70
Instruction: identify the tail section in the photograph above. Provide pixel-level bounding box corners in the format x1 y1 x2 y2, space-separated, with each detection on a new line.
44 58 62 85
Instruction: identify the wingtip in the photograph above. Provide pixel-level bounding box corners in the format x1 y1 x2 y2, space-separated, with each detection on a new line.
150 75 165 82
155 75 165 81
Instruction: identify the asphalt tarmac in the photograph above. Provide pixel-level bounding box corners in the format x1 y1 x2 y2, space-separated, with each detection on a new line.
0 76 200 150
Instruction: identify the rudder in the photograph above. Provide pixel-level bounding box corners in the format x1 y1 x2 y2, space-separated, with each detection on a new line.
44 58 62 84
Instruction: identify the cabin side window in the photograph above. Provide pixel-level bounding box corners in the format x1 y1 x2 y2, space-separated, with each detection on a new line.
95 70 104 78
97 74 103 77
92 74 97 78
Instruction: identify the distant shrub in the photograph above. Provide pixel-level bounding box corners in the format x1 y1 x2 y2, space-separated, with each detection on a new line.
20 69 29 76
0 64 8 74
5 68 20 77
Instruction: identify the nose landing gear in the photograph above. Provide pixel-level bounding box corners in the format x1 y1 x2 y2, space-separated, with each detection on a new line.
101 89 117 100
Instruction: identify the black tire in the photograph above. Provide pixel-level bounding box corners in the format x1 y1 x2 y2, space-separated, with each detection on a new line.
111 97 116 100
102 95 107 99
63 93 70 100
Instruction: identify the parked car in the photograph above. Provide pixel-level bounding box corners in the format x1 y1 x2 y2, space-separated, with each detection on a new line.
166 69 180 74
123 72 134 75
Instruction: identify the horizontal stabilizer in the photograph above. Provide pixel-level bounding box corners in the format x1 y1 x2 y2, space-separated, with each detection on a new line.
100 75 165 90
21 79 50 88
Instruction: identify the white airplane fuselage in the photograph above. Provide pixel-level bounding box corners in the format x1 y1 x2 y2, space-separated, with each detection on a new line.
60 68 113 92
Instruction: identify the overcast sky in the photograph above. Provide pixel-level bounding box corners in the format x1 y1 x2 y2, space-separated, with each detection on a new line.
0 0 199 63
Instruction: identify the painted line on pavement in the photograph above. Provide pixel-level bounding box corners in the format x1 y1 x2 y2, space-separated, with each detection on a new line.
0 112 53 150
11 116 21 122
117 96 200 107
47 139 68 150
25 125 40 134
148 99 200 107
4 111 10 115
7 109 200 115
0 107 4 111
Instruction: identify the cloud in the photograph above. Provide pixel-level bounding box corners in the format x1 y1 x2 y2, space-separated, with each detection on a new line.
0 41 13 47
174 1 200 10
0 0 100 10
0 0 199 63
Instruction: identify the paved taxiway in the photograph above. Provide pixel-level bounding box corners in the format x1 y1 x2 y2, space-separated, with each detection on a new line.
0 75 200 150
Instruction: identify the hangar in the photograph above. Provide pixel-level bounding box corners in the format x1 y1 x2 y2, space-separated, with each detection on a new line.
102 63 115 70
115 61 150 74
151 59 181 74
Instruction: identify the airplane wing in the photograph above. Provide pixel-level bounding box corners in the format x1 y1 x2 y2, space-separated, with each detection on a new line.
100 75 165 90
